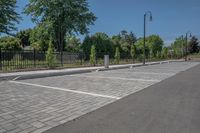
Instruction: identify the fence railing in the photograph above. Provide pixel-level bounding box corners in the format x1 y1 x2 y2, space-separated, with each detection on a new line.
0 49 182 71
0 50 83 71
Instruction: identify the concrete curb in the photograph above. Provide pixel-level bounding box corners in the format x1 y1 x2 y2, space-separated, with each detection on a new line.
0 60 184 81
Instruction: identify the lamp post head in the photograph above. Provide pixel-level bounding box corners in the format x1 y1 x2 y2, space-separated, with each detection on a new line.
145 11 153 22
149 15 153 21
186 31 192 37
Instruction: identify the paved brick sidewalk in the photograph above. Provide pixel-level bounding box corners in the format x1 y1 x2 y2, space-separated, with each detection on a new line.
0 60 180 81
0 62 197 133
45 63 200 133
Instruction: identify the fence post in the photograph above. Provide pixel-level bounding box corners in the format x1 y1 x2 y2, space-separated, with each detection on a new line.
33 49 36 67
0 48 2 70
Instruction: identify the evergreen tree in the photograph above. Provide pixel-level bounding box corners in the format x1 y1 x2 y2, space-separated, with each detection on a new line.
130 45 136 63
46 40 57 68
115 47 120 64
188 36 199 54
0 0 21 35
90 45 96 66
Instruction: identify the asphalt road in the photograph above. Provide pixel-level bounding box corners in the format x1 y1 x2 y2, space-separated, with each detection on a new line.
45 64 200 133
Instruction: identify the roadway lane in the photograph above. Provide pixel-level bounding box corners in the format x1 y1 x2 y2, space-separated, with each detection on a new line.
45 64 200 133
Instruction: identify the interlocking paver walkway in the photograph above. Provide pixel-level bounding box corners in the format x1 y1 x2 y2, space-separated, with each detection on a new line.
0 62 198 133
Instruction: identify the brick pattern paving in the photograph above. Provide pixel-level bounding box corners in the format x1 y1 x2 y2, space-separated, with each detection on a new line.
0 62 198 133
0 83 115 133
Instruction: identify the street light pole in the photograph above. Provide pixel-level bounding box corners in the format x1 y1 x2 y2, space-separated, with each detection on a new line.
143 14 146 65
143 11 152 65
181 35 184 58
185 31 192 61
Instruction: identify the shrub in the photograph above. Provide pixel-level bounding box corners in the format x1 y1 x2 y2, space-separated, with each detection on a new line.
46 40 56 68
162 47 168 59
0 36 22 50
115 47 120 64
130 45 136 63
90 45 96 66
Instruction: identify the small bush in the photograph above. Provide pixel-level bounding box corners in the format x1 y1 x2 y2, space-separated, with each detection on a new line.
115 47 120 64
130 45 136 63
90 45 96 66
46 40 56 68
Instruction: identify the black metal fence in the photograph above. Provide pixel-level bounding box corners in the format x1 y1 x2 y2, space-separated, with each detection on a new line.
0 49 84 71
0 49 140 71
0 49 179 71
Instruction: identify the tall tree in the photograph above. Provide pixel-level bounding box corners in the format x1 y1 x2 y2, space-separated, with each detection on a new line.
29 23 51 51
119 31 137 45
0 36 21 50
127 32 137 45
0 0 21 35
16 29 32 47
188 36 199 54
135 38 151 59
25 0 96 52
171 36 185 57
117 30 137 55
111 35 121 48
82 33 114 59
147 35 164 58
65 35 81 52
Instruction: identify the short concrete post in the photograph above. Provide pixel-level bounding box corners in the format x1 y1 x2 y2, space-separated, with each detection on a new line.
104 55 109 68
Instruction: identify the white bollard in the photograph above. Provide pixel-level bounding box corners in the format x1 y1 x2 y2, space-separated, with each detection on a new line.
104 55 109 68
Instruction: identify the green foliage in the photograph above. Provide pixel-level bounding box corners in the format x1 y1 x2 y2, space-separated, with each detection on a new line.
82 33 114 59
90 45 96 66
114 47 120 64
111 35 121 48
16 29 32 47
93 33 114 54
0 0 21 35
162 47 168 59
65 35 81 52
30 23 51 51
156 51 161 58
134 38 143 49
147 35 164 58
112 30 137 55
82 36 91 59
0 36 22 50
171 36 185 49
130 45 136 63
120 31 137 45
135 38 149 58
188 36 199 54
135 35 164 59
25 0 96 52
170 36 185 58
46 40 57 68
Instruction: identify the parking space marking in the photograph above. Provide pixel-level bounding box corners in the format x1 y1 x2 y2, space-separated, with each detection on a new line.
103 71 175 75
68 75 160 82
9 81 120 100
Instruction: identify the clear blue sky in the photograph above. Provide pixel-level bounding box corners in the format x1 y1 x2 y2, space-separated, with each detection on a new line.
16 0 200 45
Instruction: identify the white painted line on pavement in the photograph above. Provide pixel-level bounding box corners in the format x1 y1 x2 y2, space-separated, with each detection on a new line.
103 71 175 76
9 81 120 100
69 75 160 82
12 76 21 81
